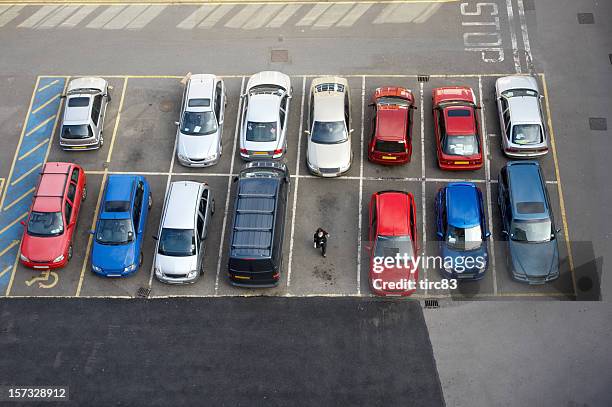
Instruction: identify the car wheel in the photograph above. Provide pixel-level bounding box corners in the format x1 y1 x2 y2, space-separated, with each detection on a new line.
211 199 215 215
82 186 87 201
107 92 112 103
148 194 152 209
68 245 73 261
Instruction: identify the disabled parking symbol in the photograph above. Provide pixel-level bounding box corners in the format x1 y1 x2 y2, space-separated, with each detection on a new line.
25 270 59 289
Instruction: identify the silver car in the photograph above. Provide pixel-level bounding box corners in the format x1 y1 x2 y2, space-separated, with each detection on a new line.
495 75 549 158
239 71 292 160
176 74 226 167
154 181 214 284
59 77 110 151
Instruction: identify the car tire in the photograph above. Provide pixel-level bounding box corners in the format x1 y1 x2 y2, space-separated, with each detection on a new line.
148 194 152 210
82 186 87 201
68 245 73 261
107 92 112 103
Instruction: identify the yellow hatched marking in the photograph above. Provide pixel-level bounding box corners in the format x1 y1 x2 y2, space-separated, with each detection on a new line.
0 212 27 236
18 138 49 161
2 187 35 211
31 92 61 115
0 240 19 257
25 114 56 137
10 163 42 187
37 79 60 93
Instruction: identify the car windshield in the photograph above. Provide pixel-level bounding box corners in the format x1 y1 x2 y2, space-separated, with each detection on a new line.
96 218 134 245
27 211 63 237
374 235 415 261
311 121 347 144
181 111 217 136
246 121 277 142
512 124 542 145
510 219 553 242
446 224 483 250
158 228 196 257
62 124 93 140
443 134 479 156
377 96 411 107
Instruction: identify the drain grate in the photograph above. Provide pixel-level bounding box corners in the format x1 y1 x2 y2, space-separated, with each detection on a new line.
136 287 151 298
417 75 430 83
271 49 289 63
522 0 535 11
589 117 607 131
424 299 439 309
577 13 594 24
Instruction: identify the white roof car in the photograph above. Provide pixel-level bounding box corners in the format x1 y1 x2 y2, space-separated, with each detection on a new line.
239 71 292 160
154 181 215 284
59 77 110 151
306 77 353 177
176 74 226 167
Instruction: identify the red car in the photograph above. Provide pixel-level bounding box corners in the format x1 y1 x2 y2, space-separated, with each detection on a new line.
432 87 483 170
368 190 419 296
19 162 87 269
368 87 415 165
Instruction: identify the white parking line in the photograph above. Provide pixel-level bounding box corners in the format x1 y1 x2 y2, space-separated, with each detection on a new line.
214 76 245 294
241 4 283 30
103 5 148 30
177 5 215 30
37 5 79 29
335 3 371 27
287 77 306 289
17 5 58 28
516 0 532 69
0 5 23 28
356 75 365 295
59 5 98 28
504 0 521 73
224 4 260 29
419 81 427 296
266 4 301 28
296 3 331 26
86 5 125 29
126 5 166 30
479 76 498 295
199 4 234 29
312 3 352 29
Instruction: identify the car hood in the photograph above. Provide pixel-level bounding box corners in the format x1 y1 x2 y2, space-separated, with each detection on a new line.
441 243 488 272
21 234 65 262
307 140 351 169
496 75 538 95
509 239 559 278
177 132 219 160
247 71 291 92
155 253 197 275
92 241 137 270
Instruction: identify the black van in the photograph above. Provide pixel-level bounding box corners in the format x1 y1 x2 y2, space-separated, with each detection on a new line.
228 161 290 287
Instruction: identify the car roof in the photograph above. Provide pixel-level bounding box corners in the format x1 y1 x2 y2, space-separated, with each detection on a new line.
313 89 345 122
247 93 280 122
507 162 549 219
508 96 542 124
376 107 408 141
186 75 215 112
32 162 74 212
445 106 476 135
446 183 480 228
104 175 136 205
377 192 411 236
64 95 92 124
162 181 202 229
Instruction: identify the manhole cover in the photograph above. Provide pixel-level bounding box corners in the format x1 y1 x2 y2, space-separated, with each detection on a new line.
589 117 607 131
417 75 430 83
577 13 594 24
271 49 289 63
159 100 173 112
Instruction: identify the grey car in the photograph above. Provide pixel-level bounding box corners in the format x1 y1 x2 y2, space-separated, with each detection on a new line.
495 75 549 158
59 77 110 151
176 74 226 167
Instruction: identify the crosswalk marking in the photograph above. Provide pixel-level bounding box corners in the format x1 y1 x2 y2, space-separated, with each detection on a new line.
224 4 261 29
336 3 372 27
296 3 331 27
199 4 234 29
0 5 23 28
266 4 301 28
242 4 283 30
18 5 58 28
127 5 166 30
373 3 430 24
312 3 352 29
60 5 97 28
177 4 216 30
86 5 125 29
103 5 147 30
38 5 78 29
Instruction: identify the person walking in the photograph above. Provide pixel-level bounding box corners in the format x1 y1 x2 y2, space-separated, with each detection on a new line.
313 228 330 257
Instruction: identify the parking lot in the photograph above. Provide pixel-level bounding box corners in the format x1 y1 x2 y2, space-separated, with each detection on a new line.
0 73 576 300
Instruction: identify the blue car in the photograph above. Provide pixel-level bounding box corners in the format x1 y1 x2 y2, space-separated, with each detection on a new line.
435 182 490 280
91 175 152 277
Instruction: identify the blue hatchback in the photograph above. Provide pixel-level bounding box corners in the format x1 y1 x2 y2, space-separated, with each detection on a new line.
91 175 152 277
435 182 490 280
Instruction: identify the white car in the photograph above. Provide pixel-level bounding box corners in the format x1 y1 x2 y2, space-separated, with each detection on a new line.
239 71 292 160
176 74 226 167
306 77 353 177
154 181 214 284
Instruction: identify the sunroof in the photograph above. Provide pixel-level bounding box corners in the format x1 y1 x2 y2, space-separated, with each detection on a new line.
104 200 131 212
68 97 90 107
516 201 545 214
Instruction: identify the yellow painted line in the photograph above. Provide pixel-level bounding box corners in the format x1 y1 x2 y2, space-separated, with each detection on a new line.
0 0 460 5
106 77 129 164
540 73 576 296
75 171 107 297
0 265 13 279
37 79 60 93
10 163 42 187
18 138 49 161
25 114 56 137
0 240 19 257
0 212 27 236
2 186 35 211
5 246 23 296
0 178 4 199
31 92 61 115
0 76 40 211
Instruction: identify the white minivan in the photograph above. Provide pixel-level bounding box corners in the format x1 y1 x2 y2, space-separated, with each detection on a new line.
153 181 214 284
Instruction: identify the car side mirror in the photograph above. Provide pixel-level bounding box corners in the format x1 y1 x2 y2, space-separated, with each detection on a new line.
539 95 544 99
410 105 417 110
20 221 26 226
501 230 508 236
436 231 444 240
304 130 310 135
152 235 158 240
89 230 95 235
174 121 179 126
218 119 224 125
128 231 134 240
349 129 355 134
233 176 239 183
60 94 66 99
485 231 491 238
555 228 561 234
476 105 482 110
368 103 375 107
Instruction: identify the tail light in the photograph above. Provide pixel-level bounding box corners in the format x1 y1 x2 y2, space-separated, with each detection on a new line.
240 148 248 154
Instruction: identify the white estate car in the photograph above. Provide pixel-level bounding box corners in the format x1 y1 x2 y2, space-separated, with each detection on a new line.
239 71 292 160
59 77 111 151
306 77 353 177
176 74 226 167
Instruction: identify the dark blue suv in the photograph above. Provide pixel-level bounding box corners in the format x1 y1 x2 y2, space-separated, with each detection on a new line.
498 161 560 284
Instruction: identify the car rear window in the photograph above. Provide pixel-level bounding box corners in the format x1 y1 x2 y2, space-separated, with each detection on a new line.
375 140 406 153
229 258 274 273
246 121 277 142
68 97 90 107
442 135 479 156
188 98 211 108
512 124 542 145
447 109 471 117
62 125 93 140
104 200 131 212
516 201 545 214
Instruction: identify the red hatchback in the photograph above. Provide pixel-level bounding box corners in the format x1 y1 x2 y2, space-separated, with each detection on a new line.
19 162 87 269
368 190 419 296
432 87 483 170
368 87 415 165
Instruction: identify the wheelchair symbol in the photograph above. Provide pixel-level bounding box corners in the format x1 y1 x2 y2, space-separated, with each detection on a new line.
25 270 59 289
